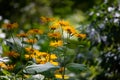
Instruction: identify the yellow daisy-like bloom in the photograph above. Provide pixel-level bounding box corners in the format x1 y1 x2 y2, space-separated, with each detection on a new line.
5 51 20 58
50 54 57 60
75 33 86 39
58 20 70 26
36 54 49 64
24 47 59 65
35 58 41 63
25 47 35 53
7 64 15 70
40 57 47 63
55 67 65 73
63 26 77 35
40 16 47 23
27 29 43 35
2 22 18 30
48 32 61 39
0 62 8 69
25 54 36 59
25 47 39 56
40 16 55 23
38 52 48 57
50 40 63 47
50 61 59 66
55 74 69 79
25 47 38 58
16 33 28 37
25 39 37 44
25 54 30 59
49 23 60 30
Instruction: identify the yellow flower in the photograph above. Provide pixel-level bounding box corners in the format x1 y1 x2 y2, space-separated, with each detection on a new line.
25 47 35 53
25 47 59 65
49 23 60 30
40 16 47 23
75 33 86 39
48 32 61 39
63 26 76 35
50 61 59 66
58 20 70 26
40 16 54 23
25 54 35 59
7 64 15 70
50 40 63 47
36 57 47 64
35 51 42 56
40 52 49 57
2 22 18 30
36 58 41 63
16 33 28 37
0 62 7 69
55 67 65 73
55 74 69 79
25 39 37 44
27 29 43 35
40 57 47 63
5 51 20 58
25 54 30 59
50 54 57 60
25 47 38 59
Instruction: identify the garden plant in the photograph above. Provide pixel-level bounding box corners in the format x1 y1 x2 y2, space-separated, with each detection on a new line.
0 16 87 80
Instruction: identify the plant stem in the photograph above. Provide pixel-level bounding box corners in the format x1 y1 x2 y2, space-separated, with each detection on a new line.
62 46 67 80
10 32 19 52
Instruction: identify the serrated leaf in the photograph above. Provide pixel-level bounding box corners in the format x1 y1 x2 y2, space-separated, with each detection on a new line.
66 63 87 73
23 62 59 74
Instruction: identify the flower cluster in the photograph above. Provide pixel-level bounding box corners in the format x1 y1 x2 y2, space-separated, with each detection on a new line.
40 16 55 23
47 19 86 48
0 62 15 70
4 51 20 58
0 16 86 80
25 47 58 66
2 22 18 30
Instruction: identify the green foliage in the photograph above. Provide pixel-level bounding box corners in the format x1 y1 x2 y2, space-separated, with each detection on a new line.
26 74 44 80
66 63 87 73
1 42 9 53
23 62 59 75
1 69 11 77
86 0 120 79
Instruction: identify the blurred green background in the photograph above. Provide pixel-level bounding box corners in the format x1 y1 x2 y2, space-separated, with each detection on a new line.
0 0 103 24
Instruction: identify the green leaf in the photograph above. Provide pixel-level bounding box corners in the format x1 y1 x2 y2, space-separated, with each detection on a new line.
2 43 9 53
23 62 59 74
66 63 87 73
0 76 10 80
26 74 44 80
1 69 11 76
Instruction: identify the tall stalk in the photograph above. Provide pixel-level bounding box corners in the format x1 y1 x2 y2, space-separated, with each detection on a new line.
9 31 19 52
